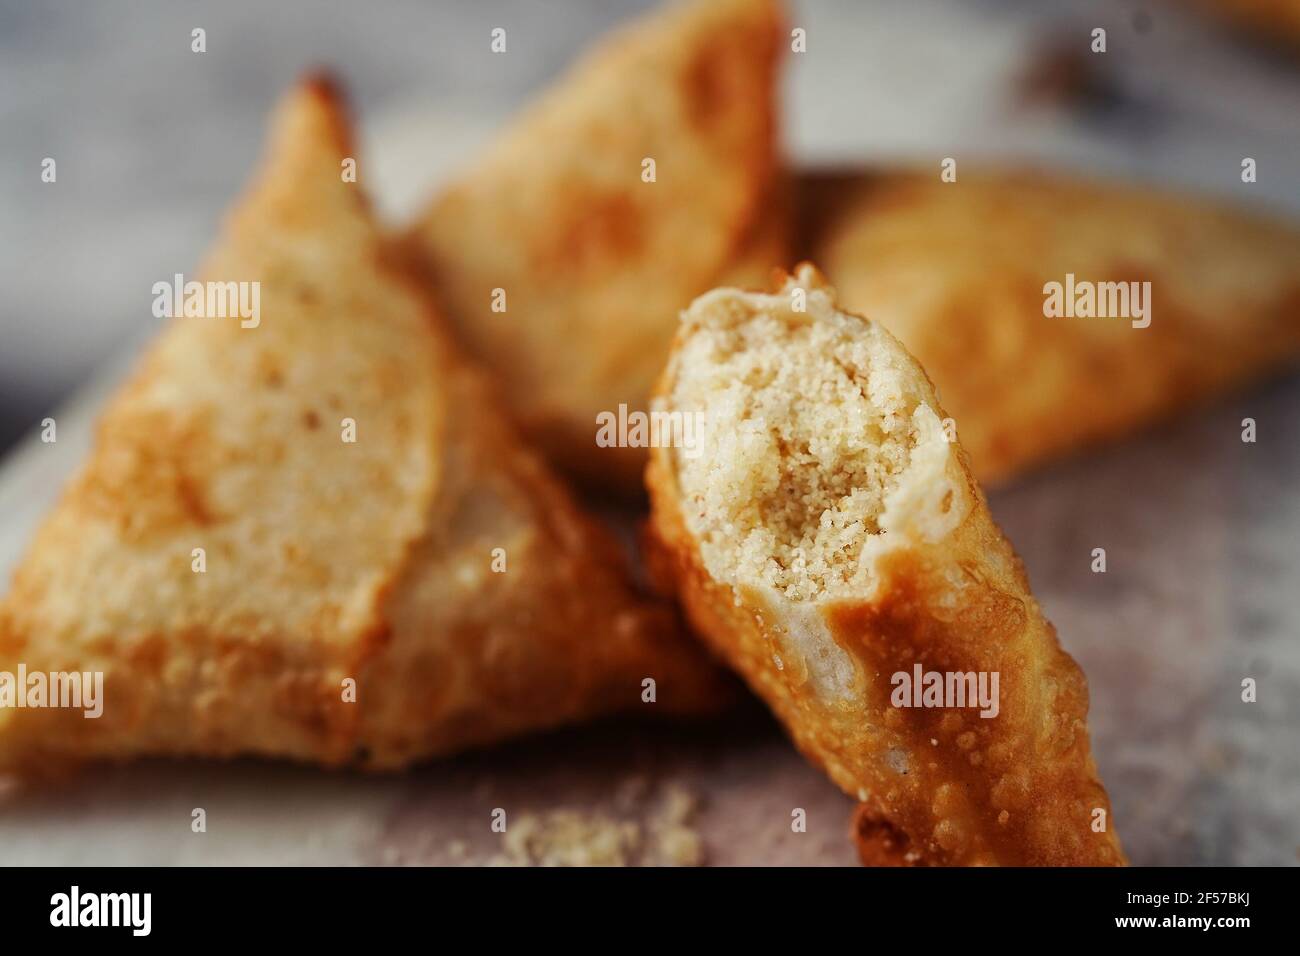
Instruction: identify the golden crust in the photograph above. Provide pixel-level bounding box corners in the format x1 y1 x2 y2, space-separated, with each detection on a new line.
354 317 733 768
0 77 727 774
806 169 1300 486
405 0 786 495
0 78 437 768
646 268 1125 865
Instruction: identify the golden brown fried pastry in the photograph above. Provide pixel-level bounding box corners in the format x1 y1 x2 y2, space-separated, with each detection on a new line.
806 170 1300 486
354 329 729 768
0 77 725 774
646 266 1125 865
405 0 786 495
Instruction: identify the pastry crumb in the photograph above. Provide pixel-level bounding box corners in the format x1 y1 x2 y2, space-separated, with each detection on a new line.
489 782 705 867
494 810 641 867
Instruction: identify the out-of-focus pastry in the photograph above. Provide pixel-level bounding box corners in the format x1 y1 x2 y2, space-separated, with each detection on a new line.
0 77 726 774
646 266 1125 865
805 170 1300 486
405 0 787 495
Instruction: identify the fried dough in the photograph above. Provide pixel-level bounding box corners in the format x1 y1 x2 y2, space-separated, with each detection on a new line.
646 266 1125 865
405 0 786 495
0 77 725 773
805 169 1300 486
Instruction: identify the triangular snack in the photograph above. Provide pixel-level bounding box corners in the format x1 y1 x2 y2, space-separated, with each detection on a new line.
0 78 724 773
806 169 1300 485
405 0 786 493
647 266 1125 865
354 321 729 767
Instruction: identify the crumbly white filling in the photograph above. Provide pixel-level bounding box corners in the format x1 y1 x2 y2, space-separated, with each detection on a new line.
670 277 955 605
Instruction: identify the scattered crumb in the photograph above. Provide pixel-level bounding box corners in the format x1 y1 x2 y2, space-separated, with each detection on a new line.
649 784 704 866
487 781 706 867
658 783 696 824
494 810 641 866
654 822 704 867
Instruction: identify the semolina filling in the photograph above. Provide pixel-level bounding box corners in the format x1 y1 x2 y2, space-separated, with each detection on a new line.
671 292 928 603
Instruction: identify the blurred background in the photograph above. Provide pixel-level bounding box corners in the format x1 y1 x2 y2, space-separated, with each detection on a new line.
2 0 1299 454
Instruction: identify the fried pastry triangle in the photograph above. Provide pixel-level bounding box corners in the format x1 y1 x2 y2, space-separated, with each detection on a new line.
647 266 1125 865
0 78 725 773
405 0 787 493
805 170 1300 485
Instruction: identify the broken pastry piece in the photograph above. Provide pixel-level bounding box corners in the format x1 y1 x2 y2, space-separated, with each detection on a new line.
646 266 1125 865
806 170 1300 486
405 0 786 494
0 77 724 774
